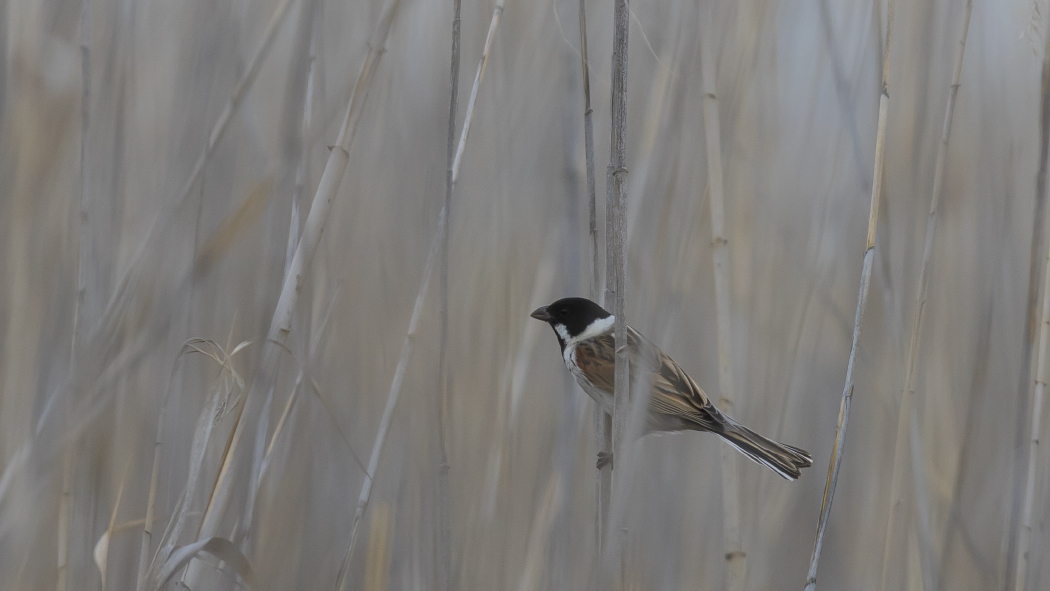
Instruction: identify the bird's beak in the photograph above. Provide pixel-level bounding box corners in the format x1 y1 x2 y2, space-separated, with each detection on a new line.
530 306 552 322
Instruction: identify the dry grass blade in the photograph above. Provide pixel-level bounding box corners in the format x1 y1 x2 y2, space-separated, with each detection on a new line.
516 474 562 591
4 0 1034 589
138 400 165 589
156 537 258 590
336 0 506 580
185 3 402 584
363 503 393 591
698 14 746 591
804 1 895 589
142 338 247 583
450 0 504 186
280 0 321 277
262 287 341 474
90 0 298 343
335 206 445 591
877 3 973 590
93 466 127 591
0 444 29 509
194 177 274 275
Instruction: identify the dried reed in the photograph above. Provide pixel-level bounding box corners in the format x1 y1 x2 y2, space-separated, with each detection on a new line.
90 0 299 344
1015 58 1050 587
804 1 895 589
334 208 444 591
56 0 93 585
437 0 462 589
334 0 505 584
606 0 630 578
877 3 973 590
1007 9 1050 589
180 1 402 587
698 19 747 591
577 0 612 552
1014 222 1050 591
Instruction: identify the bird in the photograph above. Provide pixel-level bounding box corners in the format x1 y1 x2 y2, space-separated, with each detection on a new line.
530 297 812 480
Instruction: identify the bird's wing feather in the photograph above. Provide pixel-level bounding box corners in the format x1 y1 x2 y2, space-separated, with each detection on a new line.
629 328 727 432
572 327 728 432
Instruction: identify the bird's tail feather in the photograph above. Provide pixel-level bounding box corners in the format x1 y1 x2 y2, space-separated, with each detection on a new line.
717 422 812 481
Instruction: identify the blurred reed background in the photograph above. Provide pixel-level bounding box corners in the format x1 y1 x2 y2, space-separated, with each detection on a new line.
0 0 1044 589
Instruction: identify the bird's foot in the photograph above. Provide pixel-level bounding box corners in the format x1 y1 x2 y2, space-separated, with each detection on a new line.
596 451 614 471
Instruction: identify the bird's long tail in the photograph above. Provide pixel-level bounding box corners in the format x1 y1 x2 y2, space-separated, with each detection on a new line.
717 420 812 480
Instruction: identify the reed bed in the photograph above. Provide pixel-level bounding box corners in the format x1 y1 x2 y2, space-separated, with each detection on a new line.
0 0 1045 589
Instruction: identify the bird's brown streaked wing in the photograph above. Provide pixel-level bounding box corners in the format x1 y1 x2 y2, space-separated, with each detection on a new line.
628 328 728 432
574 328 728 432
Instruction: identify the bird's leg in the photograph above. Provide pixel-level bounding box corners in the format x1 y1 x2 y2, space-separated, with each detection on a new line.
596 450 614 470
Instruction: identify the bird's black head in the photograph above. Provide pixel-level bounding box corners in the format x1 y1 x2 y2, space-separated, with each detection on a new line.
530 297 612 347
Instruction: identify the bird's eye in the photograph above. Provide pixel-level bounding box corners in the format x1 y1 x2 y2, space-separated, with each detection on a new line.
559 308 568 316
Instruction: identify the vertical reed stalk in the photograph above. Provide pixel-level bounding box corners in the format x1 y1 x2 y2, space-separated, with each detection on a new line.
1007 11 1050 589
334 0 502 583
698 22 746 591
1014 40 1050 582
804 1 894 589
137 405 164 589
334 210 444 591
58 2 92 587
91 0 298 342
450 0 505 179
437 0 462 589
283 0 321 276
56 453 71 591
1015 200 1050 591
241 0 324 551
262 288 339 477
877 3 972 590
606 0 629 577
579 0 598 301
184 2 402 587
578 0 611 552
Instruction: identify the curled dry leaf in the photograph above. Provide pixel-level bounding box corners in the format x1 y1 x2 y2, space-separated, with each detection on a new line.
155 537 257 590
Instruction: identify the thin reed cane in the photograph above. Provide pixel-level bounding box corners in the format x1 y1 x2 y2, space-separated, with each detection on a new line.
606 0 630 577
242 0 325 550
877 3 972 590
803 1 894 589
698 22 747 591
283 0 321 277
577 0 612 552
1014 41 1050 584
181 2 402 587
334 0 504 584
1015 193 1050 591
605 0 629 457
90 0 299 344
57 1 93 588
334 209 445 591
450 0 505 182
579 0 599 301
1007 10 1050 588
437 0 462 589
262 288 340 476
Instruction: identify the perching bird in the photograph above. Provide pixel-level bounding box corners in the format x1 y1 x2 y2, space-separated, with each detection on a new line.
531 297 812 480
